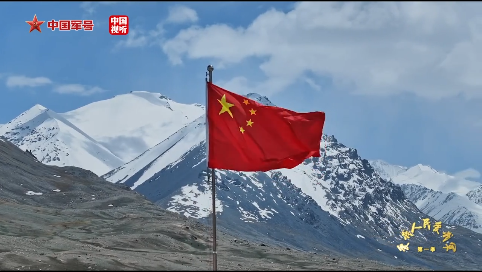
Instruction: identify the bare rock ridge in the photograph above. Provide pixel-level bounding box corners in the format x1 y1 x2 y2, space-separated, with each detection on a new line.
0 137 424 270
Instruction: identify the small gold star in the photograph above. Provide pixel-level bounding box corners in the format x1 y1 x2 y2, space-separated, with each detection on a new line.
249 109 256 115
239 127 245 133
246 119 254 127
243 99 249 105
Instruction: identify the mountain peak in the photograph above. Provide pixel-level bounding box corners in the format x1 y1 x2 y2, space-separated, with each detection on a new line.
128 91 172 101
467 185 482 205
0 104 51 133
370 159 390 166
369 160 408 182
245 93 275 106
26 104 49 116
33 104 47 111
61 90 205 162
413 164 438 174
0 103 124 175
324 134 338 143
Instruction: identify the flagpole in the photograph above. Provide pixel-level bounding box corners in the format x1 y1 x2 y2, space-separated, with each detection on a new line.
206 64 217 271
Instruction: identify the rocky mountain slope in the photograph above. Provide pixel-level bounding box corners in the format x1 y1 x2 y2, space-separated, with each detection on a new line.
467 185 482 205
104 96 482 270
0 136 427 271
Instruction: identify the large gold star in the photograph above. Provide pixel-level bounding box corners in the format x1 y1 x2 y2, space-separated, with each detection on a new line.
249 108 256 115
239 126 245 133
246 119 254 127
243 99 249 105
218 94 234 118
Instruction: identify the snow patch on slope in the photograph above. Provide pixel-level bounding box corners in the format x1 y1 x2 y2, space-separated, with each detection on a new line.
166 182 223 219
252 201 276 219
26 191 43 196
277 164 334 216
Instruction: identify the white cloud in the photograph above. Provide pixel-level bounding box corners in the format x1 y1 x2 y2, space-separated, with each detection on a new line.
80 1 118 15
454 168 481 180
115 29 150 48
53 84 107 96
439 176 481 195
166 5 198 24
114 5 196 49
161 2 482 99
216 77 253 95
303 77 321 91
4 75 106 96
114 24 165 50
6 76 52 88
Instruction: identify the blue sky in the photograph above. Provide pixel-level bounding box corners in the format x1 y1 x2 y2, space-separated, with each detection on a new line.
1 2 481 181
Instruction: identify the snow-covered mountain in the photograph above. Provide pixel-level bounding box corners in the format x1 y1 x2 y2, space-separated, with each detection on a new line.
61 91 204 162
402 184 482 233
104 97 482 269
0 91 205 176
0 105 124 176
369 160 407 182
370 160 482 234
245 93 276 106
3 91 482 268
370 160 480 196
467 185 482 205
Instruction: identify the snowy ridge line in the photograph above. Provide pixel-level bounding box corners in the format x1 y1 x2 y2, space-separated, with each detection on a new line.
61 91 205 162
103 115 206 186
47 109 123 158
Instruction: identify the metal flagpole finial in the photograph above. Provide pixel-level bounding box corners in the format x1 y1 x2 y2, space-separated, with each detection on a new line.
207 65 214 83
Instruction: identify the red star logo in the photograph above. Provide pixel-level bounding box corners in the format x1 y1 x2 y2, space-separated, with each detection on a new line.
26 14 45 33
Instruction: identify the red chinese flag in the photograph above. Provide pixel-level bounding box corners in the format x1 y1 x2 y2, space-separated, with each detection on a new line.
207 82 325 171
